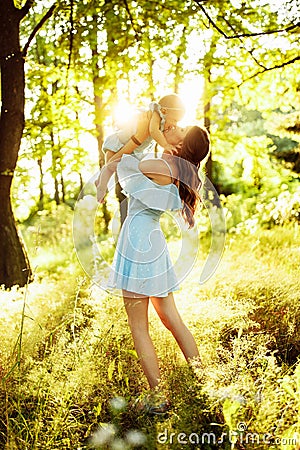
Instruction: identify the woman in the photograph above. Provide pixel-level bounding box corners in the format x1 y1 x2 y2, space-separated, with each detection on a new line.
97 123 210 415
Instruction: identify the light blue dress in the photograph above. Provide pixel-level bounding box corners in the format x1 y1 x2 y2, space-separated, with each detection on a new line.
106 154 183 297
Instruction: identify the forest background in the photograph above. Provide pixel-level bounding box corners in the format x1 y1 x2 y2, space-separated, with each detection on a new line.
0 0 300 449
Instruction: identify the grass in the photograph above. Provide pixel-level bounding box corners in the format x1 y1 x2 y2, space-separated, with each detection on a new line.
1 206 300 449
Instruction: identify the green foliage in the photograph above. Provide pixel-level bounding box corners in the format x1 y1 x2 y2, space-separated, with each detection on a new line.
20 204 76 272
13 0 26 8
10 0 299 221
222 184 300 234
3 0 300 443
1 208 300 448
229 226 300 364
279 363 300 450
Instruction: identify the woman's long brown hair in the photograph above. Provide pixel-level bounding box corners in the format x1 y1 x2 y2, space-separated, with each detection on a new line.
176 126 210 227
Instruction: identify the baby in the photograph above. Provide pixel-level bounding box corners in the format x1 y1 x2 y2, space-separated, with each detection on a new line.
96 94 185 203
144 94 186 152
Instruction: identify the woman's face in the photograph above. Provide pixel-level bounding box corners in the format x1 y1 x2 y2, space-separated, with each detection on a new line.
163 125 190 145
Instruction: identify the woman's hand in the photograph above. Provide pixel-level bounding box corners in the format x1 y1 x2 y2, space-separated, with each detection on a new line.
174 143 182 155
163 142 181 156
163 144 178 155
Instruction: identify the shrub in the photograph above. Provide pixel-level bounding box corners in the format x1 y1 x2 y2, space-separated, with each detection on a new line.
222 185 300 233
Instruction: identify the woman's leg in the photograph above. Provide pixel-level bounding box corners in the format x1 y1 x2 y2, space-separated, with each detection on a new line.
123 293 160 389
150 293 200 362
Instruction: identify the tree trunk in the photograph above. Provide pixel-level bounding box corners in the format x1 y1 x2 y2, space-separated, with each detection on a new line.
203 35 217 183
61 173 65 203
93 85 110 232
54 176 60 205
37 157 44 210
91 13 111 233
0 1 32 287
204 96 212 181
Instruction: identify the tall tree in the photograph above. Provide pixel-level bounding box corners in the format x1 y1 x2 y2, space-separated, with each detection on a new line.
0 0 55 288
0 1 33 288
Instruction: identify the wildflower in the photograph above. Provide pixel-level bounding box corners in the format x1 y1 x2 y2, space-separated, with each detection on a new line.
109 396 127 412
111 438 129 450
125 429 147 447
89 423 116 446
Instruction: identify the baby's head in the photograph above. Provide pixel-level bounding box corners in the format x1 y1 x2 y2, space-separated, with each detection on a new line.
159 94 185 124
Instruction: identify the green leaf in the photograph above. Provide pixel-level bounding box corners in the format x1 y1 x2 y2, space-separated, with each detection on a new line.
223 398 242 431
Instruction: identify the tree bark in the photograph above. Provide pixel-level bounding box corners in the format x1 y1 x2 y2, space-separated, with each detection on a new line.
204 97 212 181
61 173 65 204
0 1 32 287
203 33 218 183
93 81 111 232
54 176 60 205
91 13 111 233
203 66 213 182
37 157 44 210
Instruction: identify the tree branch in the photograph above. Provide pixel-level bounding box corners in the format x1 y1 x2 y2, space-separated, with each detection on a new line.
238 55 300 87
194 0 300 39
195 1 227 38
122 0 140 41
222 15 267 70
22 3 57 56
67 0 74 72
64 0 74 102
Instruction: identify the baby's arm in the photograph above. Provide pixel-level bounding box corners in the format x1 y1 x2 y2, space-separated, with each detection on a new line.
149 111 175 152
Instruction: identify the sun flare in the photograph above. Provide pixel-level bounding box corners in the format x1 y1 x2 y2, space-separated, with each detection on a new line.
112 76 204 133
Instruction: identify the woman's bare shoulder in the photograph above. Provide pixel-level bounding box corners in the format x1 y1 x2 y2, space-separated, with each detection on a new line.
139 158 174 185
